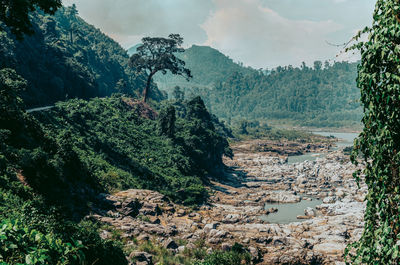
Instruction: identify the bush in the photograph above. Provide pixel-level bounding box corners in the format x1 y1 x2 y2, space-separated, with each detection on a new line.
0 219 85 265
193 243 251 265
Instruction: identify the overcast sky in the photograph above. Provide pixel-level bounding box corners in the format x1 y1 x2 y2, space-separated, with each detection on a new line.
63 0 375 69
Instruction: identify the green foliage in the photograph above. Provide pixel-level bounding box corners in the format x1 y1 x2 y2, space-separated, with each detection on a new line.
172 86 185 101
129 34 192 102
193 243 251 265
0 68 29 137
197 63 361 128
159 105 176 138
0 219 84 265
176 97 233 176
0 6 165 107
0 186 128 265
345 1 400 264
34 96 230 204
0 68 26 111
231 119 317 142
0 72 128 264
155 45 255 90
156 45 362 127
125 238 251 265
0 0 62 39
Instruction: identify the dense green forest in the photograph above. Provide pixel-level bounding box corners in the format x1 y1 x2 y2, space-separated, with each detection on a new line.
0 67 233 263
0 6 165 108
153 45 362 127
34 95 232 206
198 62 362 127
0 5 240 264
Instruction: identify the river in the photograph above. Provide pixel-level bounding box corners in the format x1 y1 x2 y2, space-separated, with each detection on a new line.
262 131 359 224
287 131 358 164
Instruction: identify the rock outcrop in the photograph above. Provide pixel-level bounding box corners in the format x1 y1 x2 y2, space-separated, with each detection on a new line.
90 138 366 264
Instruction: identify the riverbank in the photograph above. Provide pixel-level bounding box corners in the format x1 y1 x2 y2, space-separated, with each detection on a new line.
90 134 365 264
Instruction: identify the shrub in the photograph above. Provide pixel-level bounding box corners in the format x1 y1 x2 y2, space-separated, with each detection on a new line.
0 219 85 265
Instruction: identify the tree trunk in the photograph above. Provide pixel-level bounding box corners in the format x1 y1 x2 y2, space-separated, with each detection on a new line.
143 74 152 103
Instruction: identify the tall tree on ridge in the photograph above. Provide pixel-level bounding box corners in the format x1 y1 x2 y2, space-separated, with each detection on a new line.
65 4 78 43
129 34 192 103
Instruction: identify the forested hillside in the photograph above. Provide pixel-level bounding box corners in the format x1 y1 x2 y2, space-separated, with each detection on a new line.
197 62 362 127
0 5 236 264
0 6 165 107
152 45 256 91
154 45 361 127
0 67 232 263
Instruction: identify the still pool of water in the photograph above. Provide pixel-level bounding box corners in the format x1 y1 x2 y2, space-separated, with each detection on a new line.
260 198 322 224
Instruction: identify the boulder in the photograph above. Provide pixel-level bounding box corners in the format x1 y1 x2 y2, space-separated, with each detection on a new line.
129 251 152 264
203 223 218 232
186 243 196 250
323 196 336 204
137 234 150 241
266 207 278 214
297 215 312 220
163 238 178 250
177 246 186 253
221 243 232 251
248 246 259 260
176 209 186 217
222 214 240 224
265 191 301 203
304 207 316 217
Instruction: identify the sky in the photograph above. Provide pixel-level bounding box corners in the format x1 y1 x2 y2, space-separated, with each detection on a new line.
63 0 376 69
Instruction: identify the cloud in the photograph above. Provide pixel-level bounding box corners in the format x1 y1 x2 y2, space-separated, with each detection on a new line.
64 0 373 68
201 0 344 68
63 0 213 48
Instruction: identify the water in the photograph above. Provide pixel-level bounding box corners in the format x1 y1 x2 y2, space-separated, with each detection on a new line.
262 132 359 224
312 131 358 149
260 197 322 224
287 131 358 164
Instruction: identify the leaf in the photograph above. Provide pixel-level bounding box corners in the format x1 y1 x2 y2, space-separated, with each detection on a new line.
25 254 33 264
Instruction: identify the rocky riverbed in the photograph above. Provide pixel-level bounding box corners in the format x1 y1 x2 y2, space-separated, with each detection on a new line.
89 137 366 264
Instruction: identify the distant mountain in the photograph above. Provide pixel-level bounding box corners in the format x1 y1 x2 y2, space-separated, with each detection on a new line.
154 45 256 92
127 43 141 56
196 61 362 127
154 44 361 127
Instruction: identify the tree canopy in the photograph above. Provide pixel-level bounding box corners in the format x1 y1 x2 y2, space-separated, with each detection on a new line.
194 62 361 127
0 7 166 107
0 0 62 38
129 34 192 102
155 45 362 128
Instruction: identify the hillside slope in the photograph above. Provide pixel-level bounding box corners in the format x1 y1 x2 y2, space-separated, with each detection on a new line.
0 67 232 263
198 62 362 127
151 44 361 127
0 6 165 107
152 45 256 91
